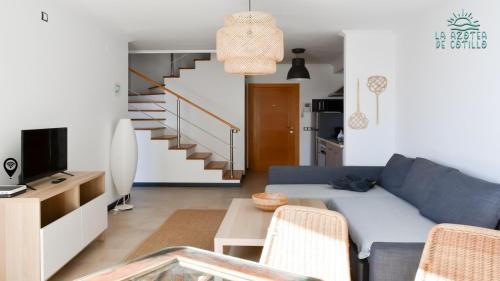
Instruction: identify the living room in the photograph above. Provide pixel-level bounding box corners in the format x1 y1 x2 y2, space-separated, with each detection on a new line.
1 0 499 281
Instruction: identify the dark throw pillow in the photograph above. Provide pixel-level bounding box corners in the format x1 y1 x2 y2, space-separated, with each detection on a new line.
331 175 376 192
420 170 500 229
377 154 415 195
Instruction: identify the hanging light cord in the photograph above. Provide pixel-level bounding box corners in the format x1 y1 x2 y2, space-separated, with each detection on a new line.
247 0 253 32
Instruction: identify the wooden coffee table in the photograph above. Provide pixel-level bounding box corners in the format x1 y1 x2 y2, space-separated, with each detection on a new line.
214 198 326 256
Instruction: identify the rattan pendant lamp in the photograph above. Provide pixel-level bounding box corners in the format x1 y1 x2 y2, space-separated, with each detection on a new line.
216 0 284 75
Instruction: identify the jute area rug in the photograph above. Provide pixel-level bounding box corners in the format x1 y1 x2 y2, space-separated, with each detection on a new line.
125 209 226 261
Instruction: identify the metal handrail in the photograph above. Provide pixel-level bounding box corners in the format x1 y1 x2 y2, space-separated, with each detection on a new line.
129 67 240 131
129 67 239 178
129 90 231 146
128 91 236 166
129 68 239 178
129 103 234 163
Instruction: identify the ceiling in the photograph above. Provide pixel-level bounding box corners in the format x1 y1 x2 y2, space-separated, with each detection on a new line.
61 0 436 63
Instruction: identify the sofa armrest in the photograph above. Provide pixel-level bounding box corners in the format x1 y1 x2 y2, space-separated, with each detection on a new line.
368 242 424 281
267 166 384 185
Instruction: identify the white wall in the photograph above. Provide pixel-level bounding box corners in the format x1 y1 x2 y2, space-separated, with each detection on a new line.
342 31 397 166
129 53 209 91
0 0 128 203
247 64 343 165
162 57 246 171
129 54 172 91
395 0 500 182
134 131 240 184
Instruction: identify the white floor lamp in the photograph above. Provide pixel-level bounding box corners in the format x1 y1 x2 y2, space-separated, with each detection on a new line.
110 119 138 211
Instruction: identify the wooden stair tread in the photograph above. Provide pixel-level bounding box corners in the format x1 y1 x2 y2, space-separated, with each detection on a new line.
163 75 180 78
169 144 196 150
131 118 166 121
128 92 165 96
128 109 165 112
151 135 177 140
178 67 194 70
187 152 212 160
194 58 210 62
128 101 166 103
223 170 244 180
134 127 165 131
205 161 227 170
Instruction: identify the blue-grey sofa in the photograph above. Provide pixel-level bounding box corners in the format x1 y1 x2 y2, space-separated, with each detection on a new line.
265 154 500 281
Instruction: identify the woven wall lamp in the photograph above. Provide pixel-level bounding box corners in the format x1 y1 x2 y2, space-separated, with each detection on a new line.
216 0 284 75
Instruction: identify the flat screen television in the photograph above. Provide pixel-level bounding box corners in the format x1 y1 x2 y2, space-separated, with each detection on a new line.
20 127 67 184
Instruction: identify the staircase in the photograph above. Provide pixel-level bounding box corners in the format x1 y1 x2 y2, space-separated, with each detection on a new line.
128 55 244 186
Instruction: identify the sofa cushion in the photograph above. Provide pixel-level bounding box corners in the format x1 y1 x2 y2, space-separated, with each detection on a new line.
377 154 415 195
265 184 391 205
398 158 457 209
328 191 435 259
420 170 500 228
369 243 424 281
267 166 384 185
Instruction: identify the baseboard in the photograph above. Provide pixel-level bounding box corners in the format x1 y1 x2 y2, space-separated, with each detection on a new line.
107 195 130 211
133 182 241 188
107 182 241 210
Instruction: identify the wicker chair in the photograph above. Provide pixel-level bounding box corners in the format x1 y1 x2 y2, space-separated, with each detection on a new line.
415 224 500 281
260 205 350 281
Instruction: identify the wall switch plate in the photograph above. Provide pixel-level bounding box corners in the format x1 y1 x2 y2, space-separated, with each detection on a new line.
301 102 312 118
41 11 48 22
114 83 121 96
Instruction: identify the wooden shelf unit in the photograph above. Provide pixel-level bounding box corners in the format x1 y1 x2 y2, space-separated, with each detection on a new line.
80 175 105 206
40 187 79 228
0 171 107 281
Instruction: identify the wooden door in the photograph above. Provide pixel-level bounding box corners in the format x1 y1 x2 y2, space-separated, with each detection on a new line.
248 84 300 171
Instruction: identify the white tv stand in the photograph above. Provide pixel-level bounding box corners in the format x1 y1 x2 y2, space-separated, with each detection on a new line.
0 171 107 281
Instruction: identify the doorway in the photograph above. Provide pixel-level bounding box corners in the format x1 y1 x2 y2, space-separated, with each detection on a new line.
247 84 300 171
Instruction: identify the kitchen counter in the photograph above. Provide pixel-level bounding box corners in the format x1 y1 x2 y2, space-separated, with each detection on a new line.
317 137 344 148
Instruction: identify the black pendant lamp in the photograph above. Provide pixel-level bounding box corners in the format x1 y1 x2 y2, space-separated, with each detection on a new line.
287 48 310 80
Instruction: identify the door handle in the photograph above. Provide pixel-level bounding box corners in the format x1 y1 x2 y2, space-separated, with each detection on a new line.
288 126 295 134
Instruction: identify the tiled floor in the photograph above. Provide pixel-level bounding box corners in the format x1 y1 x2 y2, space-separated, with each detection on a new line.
50 171 267 280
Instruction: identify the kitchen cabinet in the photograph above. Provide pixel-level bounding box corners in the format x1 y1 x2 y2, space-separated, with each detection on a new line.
325 142 343 168
316 137 343 168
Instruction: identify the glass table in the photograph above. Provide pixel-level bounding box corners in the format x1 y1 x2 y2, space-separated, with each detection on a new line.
77 247 320 281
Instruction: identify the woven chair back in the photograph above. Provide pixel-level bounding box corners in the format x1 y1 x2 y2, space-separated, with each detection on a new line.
260 206 351 281
416 224 500 281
